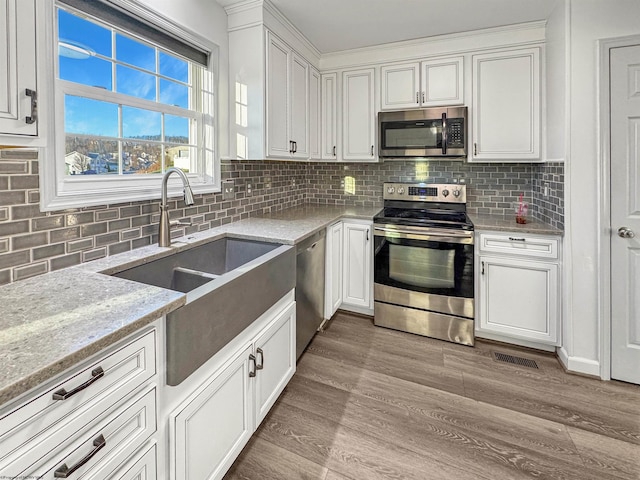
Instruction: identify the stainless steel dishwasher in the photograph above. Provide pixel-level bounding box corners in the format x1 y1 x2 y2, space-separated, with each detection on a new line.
295 229 326 359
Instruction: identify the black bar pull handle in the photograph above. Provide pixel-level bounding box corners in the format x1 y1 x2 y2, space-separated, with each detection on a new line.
54 434 106 478
249 354 257 377
256 347 264 370
441 112 447 155
52 367 104 401
25 89 37 125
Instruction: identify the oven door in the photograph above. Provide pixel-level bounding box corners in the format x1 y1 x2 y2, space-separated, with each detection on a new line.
373 224 474 318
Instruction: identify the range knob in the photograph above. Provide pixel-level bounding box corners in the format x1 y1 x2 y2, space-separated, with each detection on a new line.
387 186 395 194
442 189 450 197
453 189 461 198
397 187 405 194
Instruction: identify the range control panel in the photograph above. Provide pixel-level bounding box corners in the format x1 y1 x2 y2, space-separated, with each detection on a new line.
383 183 467 203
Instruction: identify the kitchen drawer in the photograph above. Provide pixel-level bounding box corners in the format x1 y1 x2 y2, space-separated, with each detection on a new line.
20 386 156 480
478 232 559 260
109 442 157 480
0 329 156 474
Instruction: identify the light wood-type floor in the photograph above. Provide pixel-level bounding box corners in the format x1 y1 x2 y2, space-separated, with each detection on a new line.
224 312 640 480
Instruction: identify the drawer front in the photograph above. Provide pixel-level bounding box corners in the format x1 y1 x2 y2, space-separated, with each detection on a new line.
22 386 156 480
0 330 156 473
478 232 559 259
110 443 157 480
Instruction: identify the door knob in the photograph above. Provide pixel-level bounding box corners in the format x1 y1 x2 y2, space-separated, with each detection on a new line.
618 227 635 238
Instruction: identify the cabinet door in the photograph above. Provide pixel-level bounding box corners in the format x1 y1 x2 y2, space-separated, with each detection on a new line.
380 62 420 110
342 68 376 161
254 302 296 425
171 345 254 480
321 72 338 160
0 0 37 136
472 47 540 161
421 56 464 106
325 221 344 318
309 67 321 160
342 221 372 309
478 255 558 344
290 52 309 159
265 33 291 158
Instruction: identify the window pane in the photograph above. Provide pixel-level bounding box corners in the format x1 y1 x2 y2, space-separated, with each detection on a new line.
160 79 189 108
116 34 156 72
165 145 194 172
122 142 162 174
65 138 119 176
59 55 112 90
58 9 111 58
165 115 190 144
65 96 118 137
116 65 156 101
160 52 188 83
122 107 161 140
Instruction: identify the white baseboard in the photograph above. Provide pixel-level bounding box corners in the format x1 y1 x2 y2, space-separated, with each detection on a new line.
557 347 601 377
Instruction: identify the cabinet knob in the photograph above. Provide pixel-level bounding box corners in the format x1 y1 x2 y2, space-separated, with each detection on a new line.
618 227 635 238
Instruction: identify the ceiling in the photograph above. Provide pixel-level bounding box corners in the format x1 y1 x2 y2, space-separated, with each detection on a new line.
263 0 559 54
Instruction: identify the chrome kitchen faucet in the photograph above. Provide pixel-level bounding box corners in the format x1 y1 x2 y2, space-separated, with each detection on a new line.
158 167 195 247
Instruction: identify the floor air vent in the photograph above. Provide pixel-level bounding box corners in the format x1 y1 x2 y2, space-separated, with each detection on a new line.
493 352 539 369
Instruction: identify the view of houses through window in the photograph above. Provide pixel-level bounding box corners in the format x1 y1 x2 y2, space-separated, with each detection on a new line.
58 7 201 177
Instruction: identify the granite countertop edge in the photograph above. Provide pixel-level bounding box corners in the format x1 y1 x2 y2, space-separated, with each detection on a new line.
469 213 563 236
0 205 381 408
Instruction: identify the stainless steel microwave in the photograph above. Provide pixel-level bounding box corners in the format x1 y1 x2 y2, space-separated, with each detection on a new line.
378 106 467 158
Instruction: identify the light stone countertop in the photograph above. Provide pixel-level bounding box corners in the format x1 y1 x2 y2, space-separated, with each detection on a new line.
0 204 381 408
469 213 563 236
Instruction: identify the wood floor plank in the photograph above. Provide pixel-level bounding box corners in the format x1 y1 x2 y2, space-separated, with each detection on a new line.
223 435 328 480
307 332 465 396
279 374 600 480
226 312 640 480
257 400 493 480
567 426 640 480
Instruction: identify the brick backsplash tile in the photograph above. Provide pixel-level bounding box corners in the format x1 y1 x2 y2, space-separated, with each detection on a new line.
0 239 8 254
11 232 48 250
13 262 48 281
0 153 563 285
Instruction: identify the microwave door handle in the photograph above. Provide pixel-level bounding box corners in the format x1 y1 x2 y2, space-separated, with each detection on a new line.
441 112 447 155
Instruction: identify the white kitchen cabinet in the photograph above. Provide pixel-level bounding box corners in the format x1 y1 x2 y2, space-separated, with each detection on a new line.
342 220 373 313
266 32 309 159
325 221 344 319
380 56 463 110
321 72 338 160
170 299 295 480
0 329 158 479
0 0 38 137
342 68 377 161
309 67 321 160
476 231 560 347
471 47 541 161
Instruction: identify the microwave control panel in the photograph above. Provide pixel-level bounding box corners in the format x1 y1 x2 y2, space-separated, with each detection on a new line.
447 118 465 147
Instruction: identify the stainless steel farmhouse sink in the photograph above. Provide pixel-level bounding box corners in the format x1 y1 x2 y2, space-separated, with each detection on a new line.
110 237 295 385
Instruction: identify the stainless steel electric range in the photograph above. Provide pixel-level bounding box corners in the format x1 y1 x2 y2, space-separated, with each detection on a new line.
373 182 475 346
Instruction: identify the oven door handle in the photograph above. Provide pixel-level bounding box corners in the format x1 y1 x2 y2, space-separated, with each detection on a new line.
374 225 474 244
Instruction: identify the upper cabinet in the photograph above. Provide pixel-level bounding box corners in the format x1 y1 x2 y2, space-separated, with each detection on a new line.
309 67 321 160
320 72 338 160
0 0 38 138
471 47 541 161
380 56 464 110
342 68 377 161
265 32 309 160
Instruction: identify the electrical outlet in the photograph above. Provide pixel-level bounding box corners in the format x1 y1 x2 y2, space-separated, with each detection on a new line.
544 182 549 197
222 179 235 200
246 183 253 197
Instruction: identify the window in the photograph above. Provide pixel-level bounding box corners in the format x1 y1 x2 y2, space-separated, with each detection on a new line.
42 0 218 210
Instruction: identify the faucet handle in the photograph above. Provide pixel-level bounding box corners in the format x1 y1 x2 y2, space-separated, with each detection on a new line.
170 220 192 229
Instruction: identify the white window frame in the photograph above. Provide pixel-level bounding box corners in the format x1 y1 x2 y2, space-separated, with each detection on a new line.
40 0 220 211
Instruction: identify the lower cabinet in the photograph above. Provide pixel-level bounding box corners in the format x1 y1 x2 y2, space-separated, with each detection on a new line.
170 300 296 480
476 231 561 347
0 329 158 480
325 219 373 317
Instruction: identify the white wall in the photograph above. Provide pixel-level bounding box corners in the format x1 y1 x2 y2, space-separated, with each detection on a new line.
138 0 230 159
564 0 640 375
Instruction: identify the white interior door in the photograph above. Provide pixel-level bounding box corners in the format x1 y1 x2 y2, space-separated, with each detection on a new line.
610 44 640 384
